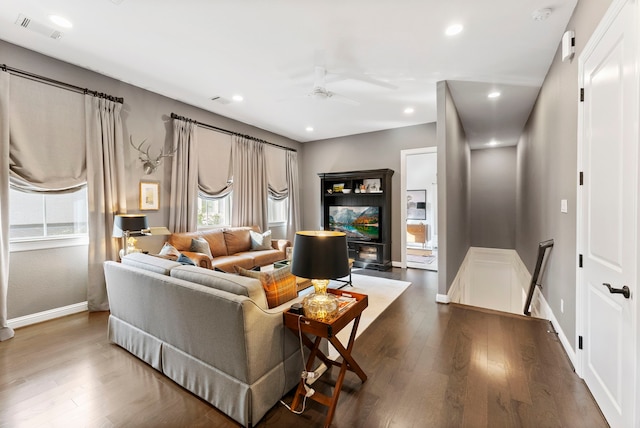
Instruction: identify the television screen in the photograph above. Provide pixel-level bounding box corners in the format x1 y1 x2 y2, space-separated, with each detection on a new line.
328 206 380 241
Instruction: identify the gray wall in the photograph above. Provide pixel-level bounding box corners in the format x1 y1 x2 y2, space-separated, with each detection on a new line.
2 40 301 319
299 123 437 262
437 81 470 295
516 0 613 351
470 146 516 248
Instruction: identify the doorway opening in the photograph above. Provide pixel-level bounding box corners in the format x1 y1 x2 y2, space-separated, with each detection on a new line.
401 147 437 271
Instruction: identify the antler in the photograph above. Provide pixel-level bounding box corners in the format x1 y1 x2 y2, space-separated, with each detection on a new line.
129 136 151 161
129 136 176 174
154 143 178 161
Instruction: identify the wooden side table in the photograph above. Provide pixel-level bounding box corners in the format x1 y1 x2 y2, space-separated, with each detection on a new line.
283 289 368 428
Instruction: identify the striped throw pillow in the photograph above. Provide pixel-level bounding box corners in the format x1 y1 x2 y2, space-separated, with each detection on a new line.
236 265 297 308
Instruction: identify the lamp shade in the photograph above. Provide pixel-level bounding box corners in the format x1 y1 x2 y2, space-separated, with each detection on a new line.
112 214 149 237
291 231 350 280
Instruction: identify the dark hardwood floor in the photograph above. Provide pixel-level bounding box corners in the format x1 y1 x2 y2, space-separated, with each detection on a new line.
0 268 607 427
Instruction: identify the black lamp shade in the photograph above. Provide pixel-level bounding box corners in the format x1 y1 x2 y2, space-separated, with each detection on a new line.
291 231 350 279
112 214 149 237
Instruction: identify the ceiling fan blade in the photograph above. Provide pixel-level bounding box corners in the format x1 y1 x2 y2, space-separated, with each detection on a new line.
332 70 398 90
327 91 360 106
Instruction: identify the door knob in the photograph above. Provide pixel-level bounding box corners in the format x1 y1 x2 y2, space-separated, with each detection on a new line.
603 283 631 299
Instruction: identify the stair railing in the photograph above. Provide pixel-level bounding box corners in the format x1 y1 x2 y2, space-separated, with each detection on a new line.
524 239 555 316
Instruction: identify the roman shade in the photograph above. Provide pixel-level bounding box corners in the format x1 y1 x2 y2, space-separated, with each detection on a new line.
9 75 86 193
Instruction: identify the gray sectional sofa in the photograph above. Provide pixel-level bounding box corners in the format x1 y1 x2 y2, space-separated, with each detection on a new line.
104 253 308 427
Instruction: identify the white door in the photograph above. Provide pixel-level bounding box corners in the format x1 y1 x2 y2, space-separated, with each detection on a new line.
578 0 637 426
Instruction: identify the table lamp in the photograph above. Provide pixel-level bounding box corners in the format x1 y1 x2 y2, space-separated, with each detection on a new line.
291 230 350 321
112 214 149 258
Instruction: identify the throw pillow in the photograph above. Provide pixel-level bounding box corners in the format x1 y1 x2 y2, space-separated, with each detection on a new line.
177 253 196 266
190 238 213 258
249 229 272 251
235 265 297 308
159 242 181 259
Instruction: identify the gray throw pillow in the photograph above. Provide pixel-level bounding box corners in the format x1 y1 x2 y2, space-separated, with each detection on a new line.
190 238 213 258
250 230 272 251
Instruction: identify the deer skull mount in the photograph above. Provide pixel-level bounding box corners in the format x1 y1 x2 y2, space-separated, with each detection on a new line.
129 136 177 175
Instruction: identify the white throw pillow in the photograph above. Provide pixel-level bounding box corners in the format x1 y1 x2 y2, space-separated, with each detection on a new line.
159 242 181 258
250 230 272 251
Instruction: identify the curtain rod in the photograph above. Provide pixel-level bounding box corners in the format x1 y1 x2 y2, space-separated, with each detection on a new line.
171 112 296 153
1 64 124 104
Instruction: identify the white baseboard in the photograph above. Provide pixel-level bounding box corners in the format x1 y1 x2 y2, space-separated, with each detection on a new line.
436 293 450 304
8 302 88 329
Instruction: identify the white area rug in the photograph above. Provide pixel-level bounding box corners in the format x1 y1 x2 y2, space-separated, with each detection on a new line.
324 273 411 359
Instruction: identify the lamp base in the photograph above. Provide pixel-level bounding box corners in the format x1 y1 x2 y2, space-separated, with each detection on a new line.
303 292 339 322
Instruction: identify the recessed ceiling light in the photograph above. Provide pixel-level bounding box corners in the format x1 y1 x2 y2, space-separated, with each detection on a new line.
445 24 463 36
404 107 415 114
305 126 314 132
49 15 73 28
486 140 499 147
232 94 244 102
488 91 501 99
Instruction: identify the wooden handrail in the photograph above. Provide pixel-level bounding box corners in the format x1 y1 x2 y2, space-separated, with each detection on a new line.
524 239 555 316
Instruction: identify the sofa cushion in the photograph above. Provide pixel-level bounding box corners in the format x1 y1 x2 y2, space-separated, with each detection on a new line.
236 265 297 309
240 249 287 267
224 227 254 255
170 265 269 309
249 230 272 251
121 252 182 275
190 238 213 258
199 229 227 257
168 231 201 252
210 254 255 273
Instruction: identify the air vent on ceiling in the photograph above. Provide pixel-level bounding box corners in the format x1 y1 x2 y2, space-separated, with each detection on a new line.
15 14 63 40
210 96 231 105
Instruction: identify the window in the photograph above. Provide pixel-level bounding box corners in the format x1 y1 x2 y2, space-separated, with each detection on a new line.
268 197 288 225
198 193 232 229
9 187 88 241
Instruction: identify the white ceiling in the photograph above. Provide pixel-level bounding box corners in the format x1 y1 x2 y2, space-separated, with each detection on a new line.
0 0 578 148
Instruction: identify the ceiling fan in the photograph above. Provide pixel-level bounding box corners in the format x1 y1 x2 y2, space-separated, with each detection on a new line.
307 66 359 105
283 64 398 106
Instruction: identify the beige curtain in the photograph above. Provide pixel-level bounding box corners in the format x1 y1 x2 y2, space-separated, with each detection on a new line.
85 96 126 311
0 71 14 341
285 150 301 241
169 119 198 232
197 127 232 197
231 136 268 231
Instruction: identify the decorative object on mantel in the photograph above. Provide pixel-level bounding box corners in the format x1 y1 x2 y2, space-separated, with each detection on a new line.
291 230 350 321
129 136 177 174
139 181 160 210
112 214 148 258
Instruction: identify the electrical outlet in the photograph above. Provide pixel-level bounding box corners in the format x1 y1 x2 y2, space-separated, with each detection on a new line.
561 299 564 313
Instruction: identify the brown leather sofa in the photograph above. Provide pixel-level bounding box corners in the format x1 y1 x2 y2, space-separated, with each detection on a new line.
168 226 291 272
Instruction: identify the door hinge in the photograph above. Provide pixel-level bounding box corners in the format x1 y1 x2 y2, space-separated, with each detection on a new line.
579 254 583 268
580 88 584 102
579 336 583 350
579 171 583 186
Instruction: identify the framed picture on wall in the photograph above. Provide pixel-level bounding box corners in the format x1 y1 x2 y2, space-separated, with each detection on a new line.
139 181 160 211
407 189 426 220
